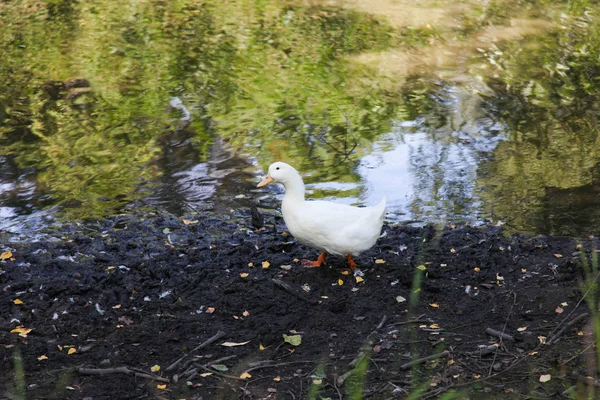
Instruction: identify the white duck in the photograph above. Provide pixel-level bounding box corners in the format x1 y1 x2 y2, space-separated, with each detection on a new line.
257 162 386 270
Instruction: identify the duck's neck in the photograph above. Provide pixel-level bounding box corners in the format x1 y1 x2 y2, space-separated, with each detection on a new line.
282 173 305 203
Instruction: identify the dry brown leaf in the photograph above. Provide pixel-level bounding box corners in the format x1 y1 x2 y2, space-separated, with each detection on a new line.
10 326 32 337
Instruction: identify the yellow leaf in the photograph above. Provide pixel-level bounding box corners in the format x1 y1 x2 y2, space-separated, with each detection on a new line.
259 344 265 350
355 276 364 283
1 250 13 260
429 303 439 308
521 268 527 273
240 371 252 379
517 326 528 332
57 345 63 351
337 279 344 286
429 324 440 329
242 310 250 317
474 267 480 272
200 372 213 377
273 376 281 382
151 365 160 373
529 351 538 356
13 299 24 305
248 262 254 267
282 334 302 346
553 254 563 259
578 331 584 336
450 248 456 253
10 326 32 337
157 384 167 389
240 273 249 278
293 258 300 263
414 288 421 293
220 341 250 347
538 336 547 344
206 307 215 314
37 355 48 361
539 374 551 383
107 266 116 270
375 259 386 264
341 270 350 275
416 265 427 271
112 304 121 309
448 359 454 365
182 219 198 225
262 261 270 268
473 374 481 379
68 348 77 355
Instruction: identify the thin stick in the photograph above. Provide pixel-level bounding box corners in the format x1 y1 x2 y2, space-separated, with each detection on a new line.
485 328 515 342
272 278 318 305
399 350 450 370
76 366 169 383
546 313 588 345
166 330 226 371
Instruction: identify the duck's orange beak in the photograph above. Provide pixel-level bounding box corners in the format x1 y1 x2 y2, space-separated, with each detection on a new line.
257 174 274 188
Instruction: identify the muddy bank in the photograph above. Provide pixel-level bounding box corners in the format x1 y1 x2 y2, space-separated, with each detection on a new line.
0 210 596 399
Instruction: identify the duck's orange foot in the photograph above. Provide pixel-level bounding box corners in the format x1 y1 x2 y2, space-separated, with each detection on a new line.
302 251 327 268
346 254 358 271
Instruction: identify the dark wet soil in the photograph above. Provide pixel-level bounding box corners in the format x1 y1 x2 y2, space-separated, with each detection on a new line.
1 210 598 399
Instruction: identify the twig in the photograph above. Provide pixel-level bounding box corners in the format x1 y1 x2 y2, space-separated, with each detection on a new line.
389 314 427 326
400 350 450 370
546 313 589 345
76 366 169 383
166 330 226 372
272 278 318 305
485 328 515 342
463 344 499 356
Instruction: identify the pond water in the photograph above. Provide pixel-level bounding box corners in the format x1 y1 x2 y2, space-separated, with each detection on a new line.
1 0 600 237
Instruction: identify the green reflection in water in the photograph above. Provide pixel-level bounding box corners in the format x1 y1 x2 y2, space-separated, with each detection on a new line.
475 6 600 235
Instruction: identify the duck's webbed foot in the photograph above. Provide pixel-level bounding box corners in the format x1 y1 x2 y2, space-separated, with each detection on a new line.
302 251 327 268
345 254 358 271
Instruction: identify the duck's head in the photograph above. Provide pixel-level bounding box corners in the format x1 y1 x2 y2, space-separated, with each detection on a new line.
257 162 299 188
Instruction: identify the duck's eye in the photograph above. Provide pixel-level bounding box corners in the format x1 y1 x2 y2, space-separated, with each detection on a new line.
276 167 280 170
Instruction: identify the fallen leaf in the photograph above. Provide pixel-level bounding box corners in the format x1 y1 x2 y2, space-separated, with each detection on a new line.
157 384 166 389
280 264 292 270
293 258 300 263
517 326 528 332
248 262 254 267
211 364 229 372
273 376 281 382
112 304 121 309
351 288 359 292
240 371 252 379
474 374 481 379
414 288 421 293
57 345 63 351
375 259 386 264
429 303 439 308
337 279 344 286
521 268 527 273
396 296 406 303
474 267 481 272
313 378 323 385
0 250 13 260
13 299 23 305
578 331 584 336
416 265 427 271
10 326 32 337
538 335 547 344
151 365 160 373
182 219 198 225
240 273 249 278
242 310 250 317
37 355 48 361
429 324 440 329
355 276 364 283
340 270 350 276
220 341 250 347
553 254 563 259
561 302 568 307
262 261 270 269
259 344 265 350
206 307 216 314
106 266 116 270
116 324 124 328
450 248 456 253
555 306 564 314
283 334 302 346
200 372 213 377
68 348 77 355
539 374 551 383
